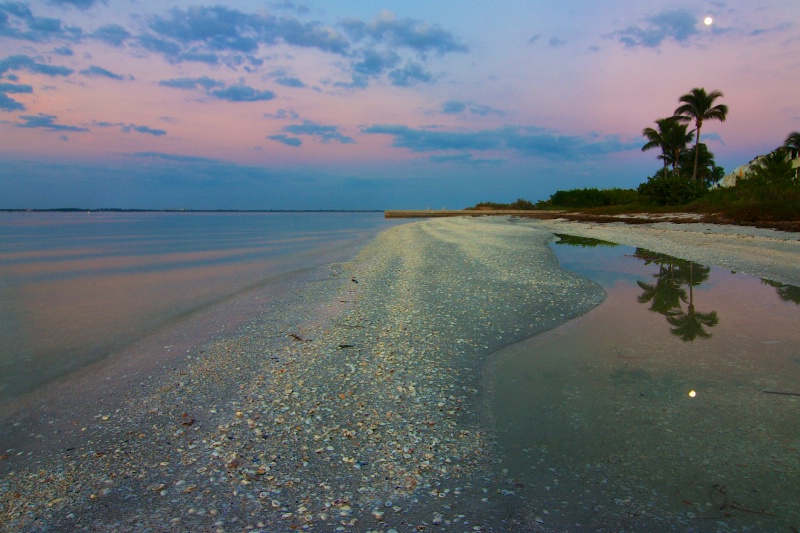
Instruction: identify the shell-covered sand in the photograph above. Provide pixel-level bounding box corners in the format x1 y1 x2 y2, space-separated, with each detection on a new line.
1 217 606 532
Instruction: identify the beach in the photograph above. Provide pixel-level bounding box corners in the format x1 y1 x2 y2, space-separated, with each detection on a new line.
2 216 799 532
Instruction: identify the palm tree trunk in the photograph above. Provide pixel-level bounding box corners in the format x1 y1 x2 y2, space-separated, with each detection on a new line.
693 124 701 181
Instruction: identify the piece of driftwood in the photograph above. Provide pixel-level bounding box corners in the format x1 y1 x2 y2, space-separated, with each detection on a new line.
762 390 800 397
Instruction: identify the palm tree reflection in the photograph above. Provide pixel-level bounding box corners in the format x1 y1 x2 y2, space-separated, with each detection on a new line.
636 258 686 314
634 250 718 341
761 279 800 304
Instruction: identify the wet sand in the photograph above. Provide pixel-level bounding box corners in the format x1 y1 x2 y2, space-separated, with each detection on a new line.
489 261 800 531
1 216 799 532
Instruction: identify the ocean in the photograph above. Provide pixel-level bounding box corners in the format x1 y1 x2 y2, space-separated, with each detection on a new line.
0 211 399 404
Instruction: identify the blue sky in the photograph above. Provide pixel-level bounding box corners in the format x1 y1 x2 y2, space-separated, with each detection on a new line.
1 0 798 209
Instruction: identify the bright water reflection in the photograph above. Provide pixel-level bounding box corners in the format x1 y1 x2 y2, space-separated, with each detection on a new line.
491 234 800 531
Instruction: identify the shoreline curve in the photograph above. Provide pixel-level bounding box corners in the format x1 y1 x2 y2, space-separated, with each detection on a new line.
1 216 605 531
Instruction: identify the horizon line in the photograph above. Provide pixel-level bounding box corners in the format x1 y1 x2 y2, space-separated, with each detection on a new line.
1 208 385 213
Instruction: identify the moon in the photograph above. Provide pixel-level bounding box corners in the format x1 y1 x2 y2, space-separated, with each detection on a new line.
704 16 713 26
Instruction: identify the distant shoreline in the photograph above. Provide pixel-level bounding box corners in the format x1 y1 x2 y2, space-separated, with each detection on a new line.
1 208 383 213
384 209 559 218
385 209 800 232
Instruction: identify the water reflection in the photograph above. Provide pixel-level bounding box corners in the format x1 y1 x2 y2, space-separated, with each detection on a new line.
490 233 800 530
0 212 394 401
762 278 800 304
634 250 718 341
553 233 618 248
554 235 725 341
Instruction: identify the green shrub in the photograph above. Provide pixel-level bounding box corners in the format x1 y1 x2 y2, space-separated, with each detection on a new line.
549 188 639 208
468 198 539 210
690 175 800 222
509 198 536 210
469 201 510 210
637 172 708 206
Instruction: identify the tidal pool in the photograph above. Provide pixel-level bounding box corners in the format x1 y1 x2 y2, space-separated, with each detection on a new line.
490 234 800 531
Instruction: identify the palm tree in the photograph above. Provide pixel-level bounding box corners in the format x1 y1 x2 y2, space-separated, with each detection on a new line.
784 131 800 179
674 88 728 181
679 143 717 185
709 163 726 185
746 148 795 186
643 118 694 178
784 131 800 159
642 118 673 179
661 121 694 174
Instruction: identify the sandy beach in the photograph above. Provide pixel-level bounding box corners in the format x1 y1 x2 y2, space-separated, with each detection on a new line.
2 216 799 532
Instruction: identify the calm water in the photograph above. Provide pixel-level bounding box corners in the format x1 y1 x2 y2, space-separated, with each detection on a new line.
491 235 800 531
0 211 396 402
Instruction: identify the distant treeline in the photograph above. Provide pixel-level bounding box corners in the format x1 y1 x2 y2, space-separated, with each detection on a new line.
470 177 800 226
469 87 797 224
469 188 639 210
468 198 538 210
547 188 639 208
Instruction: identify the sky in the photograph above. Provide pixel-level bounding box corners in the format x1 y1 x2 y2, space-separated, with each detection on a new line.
1 0 798 210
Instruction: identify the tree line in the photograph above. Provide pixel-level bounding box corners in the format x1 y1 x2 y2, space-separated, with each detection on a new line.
471 87 799 222
638 87 798 206
637 87 728 205
544 87 799 218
